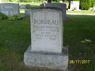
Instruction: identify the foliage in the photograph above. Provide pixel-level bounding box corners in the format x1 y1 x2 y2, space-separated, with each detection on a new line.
73 0 80 1
63 0 67 2
80 0 91 10
91 0 95 6
8 15 22 21
23 0 44 2
0 12 8 20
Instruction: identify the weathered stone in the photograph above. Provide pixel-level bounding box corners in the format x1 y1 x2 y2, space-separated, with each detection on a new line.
40 3 66 19
31 8 63 53
24 46 68 70
20 5 26 9
0 3 19 16
26 4 31 9
25 9 31 16
24 7 68 70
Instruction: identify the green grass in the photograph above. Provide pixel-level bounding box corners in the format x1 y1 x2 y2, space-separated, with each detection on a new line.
65 15 95 71
67 10 95 14
19 2 41 6
0 15 95 71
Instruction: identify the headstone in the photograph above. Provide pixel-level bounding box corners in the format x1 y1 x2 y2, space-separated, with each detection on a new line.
25 4 31 16
0 3 19 16
40 3 67 19
68 1 80 11
24 7 68 70
20 5 26 9
93 6 95 11
42 1 47 6
26 4 31 9
25 9 31 16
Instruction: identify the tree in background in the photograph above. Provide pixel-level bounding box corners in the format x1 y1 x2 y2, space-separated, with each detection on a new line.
52 0 59 2
91 0 95 7
20 0 44 2
73 0 80 1
47 0 52 3
80 0 91 10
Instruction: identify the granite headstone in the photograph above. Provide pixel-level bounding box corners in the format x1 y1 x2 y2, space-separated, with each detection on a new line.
24 7 68 70
0 3 19 16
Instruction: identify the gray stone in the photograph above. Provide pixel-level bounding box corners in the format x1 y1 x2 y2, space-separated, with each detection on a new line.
25 4 32 16
20 5 26 9
31 8 63 53
69 1 80 11
25 9 31 16
20 14 27 18
24 46 68 70
0 3 19 16
24 7 68 70
26 4 31 9
40 3 66 19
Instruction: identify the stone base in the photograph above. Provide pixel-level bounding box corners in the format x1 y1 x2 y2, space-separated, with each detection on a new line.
24 46 68 70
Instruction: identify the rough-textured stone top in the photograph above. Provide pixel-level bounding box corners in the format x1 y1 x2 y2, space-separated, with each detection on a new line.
32 7 63 12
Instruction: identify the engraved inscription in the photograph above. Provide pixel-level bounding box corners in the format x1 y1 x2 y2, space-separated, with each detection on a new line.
31 9 63 53
33 19 58 25
32 19 59 40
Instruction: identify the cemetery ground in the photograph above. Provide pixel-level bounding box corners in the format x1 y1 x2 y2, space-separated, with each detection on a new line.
67 10 95 14
0 15 95 71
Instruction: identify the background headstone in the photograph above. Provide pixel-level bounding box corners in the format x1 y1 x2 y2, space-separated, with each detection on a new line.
25 9 31 16
24 7 68 70
25 4 31 16
69 1 80 11
0 3 19 16
42 1 47 6
93 6 95 11
20 5 26 9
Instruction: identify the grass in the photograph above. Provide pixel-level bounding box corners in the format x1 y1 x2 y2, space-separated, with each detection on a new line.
67 10 95 14
0 15 95 71
19 2 41 6
65 15 95 71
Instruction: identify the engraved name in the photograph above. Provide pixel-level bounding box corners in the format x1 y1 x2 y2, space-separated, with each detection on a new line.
33 19 58 25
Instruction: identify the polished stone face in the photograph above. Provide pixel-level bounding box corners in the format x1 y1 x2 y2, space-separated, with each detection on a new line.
30 9 63 53
0 3 19 16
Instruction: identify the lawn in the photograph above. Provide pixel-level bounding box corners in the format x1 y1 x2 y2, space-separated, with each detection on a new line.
0 15 95 71
65 15 95 71
19 2 41 6
67 10 95 14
